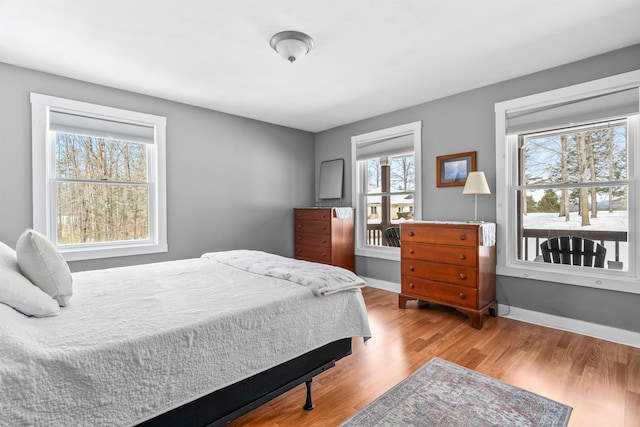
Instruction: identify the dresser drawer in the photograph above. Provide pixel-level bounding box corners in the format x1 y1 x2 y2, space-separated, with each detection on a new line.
401 225 477 247
295 245 331 263
401 259 477 287
401 277 477 308
295 232 331 247
295 219 331 235
294 208 332 221
402 243 477 267
294 207 354 272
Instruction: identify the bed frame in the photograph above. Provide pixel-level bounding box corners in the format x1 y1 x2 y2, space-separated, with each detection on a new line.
137 338 353 426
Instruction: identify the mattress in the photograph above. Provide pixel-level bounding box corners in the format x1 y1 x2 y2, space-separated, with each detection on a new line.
0 251 371 426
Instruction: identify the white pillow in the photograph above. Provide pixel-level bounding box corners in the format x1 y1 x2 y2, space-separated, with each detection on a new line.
16 229 73 307
0 241 60 317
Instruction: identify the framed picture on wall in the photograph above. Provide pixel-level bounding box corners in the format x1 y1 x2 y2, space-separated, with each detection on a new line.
436 151 476 187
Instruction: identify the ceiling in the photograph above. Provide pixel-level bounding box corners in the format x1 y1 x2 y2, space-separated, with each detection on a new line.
2 0 640 133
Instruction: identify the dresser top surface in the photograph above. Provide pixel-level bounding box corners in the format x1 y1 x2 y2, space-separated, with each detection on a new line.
295 207 353 209
403 220 495 226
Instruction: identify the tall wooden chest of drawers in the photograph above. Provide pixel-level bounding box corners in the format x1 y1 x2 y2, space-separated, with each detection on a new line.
294 208 355 272
399 222 497 329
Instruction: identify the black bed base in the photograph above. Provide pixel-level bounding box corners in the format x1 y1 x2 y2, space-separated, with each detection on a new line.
137 338 353 427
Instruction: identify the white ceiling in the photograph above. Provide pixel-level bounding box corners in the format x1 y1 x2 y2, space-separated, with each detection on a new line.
2 0 640 132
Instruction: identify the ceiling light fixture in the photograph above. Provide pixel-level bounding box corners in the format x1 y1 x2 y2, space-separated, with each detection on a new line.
270 31 314 63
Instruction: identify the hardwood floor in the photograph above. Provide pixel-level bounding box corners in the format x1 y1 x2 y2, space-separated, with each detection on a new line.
229 287 640 427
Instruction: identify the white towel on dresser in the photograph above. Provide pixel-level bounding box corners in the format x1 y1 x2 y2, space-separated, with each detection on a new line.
334 207 353 219
481 222 496 246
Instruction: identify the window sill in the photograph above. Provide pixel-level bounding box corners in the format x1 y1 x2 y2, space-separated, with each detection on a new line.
497 262 639 295
355 246 400 262
60 242 168 262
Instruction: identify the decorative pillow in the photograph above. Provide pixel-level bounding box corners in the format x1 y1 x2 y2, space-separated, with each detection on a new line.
0 241 60 317
16 229 73 307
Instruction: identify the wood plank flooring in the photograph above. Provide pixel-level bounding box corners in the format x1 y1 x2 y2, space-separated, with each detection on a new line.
229 287 640 427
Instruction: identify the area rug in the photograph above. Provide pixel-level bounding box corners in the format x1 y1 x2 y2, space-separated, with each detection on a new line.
340 357 572 427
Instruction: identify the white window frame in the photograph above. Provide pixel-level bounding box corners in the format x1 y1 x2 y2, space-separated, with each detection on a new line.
30 93 168 261
495 71 640 294
351 121 422 261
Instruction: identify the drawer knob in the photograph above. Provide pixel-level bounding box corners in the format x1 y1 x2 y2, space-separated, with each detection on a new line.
459 254 465 260
409 249 415 254
409 266 415 272
409 231 415 237
459 273 466 280
322 239 327 243
409 283 415 289
459 292 467 300
459 234 466 240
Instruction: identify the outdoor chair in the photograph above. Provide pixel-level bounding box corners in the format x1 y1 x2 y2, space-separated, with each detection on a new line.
540 236 607 268
384 226 401 247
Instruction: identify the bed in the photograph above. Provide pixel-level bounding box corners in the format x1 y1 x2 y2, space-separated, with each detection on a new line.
0 248 371 427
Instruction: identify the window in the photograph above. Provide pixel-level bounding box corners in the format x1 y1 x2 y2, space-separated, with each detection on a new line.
495 71 640 294
31 93 167 261
352 121 422 260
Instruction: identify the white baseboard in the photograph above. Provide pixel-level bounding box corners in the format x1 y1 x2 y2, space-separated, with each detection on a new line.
498 304 640 348
362 276 400 294
362 277 639 348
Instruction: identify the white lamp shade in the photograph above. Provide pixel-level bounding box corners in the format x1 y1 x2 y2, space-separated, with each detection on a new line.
270 31 315 63
462 171 491 195
274 39 309 62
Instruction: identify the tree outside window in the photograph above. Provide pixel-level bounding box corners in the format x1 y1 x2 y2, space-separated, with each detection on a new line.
364 153 415 246
352 121 422 260
495 72 639 293
518 120 628 269
30 93 167 261
55 133 150 245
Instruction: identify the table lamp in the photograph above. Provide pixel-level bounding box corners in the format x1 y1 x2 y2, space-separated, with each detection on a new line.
462 171 491 222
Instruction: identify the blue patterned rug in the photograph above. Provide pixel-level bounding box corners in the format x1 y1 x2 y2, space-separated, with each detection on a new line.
340 357 572 427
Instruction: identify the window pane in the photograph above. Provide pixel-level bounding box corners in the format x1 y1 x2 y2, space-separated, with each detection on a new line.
56 182 149 244
519 119 629 270
521 121 627 186
365 194 414 247
55 133 147 182
366 159 381 193
518 187 628 270
363 153 415 246
390 154 414 192
366 155 415 194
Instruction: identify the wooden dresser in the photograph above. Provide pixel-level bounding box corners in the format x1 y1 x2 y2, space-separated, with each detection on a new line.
294 208 355 272
399 222 497 329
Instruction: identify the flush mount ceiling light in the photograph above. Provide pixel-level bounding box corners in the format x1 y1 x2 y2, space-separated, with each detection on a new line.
270 31 315 63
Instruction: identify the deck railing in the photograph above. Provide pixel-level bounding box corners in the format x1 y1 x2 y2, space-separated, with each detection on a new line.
521 228 627 262
366 223 402 247
367 224 384 246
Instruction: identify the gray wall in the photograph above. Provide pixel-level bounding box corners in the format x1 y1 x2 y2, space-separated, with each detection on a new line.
314 44 640 333
0 62 315 272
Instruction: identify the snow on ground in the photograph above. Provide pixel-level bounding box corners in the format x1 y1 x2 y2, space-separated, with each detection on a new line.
522 211 627 231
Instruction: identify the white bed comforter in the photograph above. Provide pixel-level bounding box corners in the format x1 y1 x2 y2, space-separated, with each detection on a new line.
0 251 371 427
